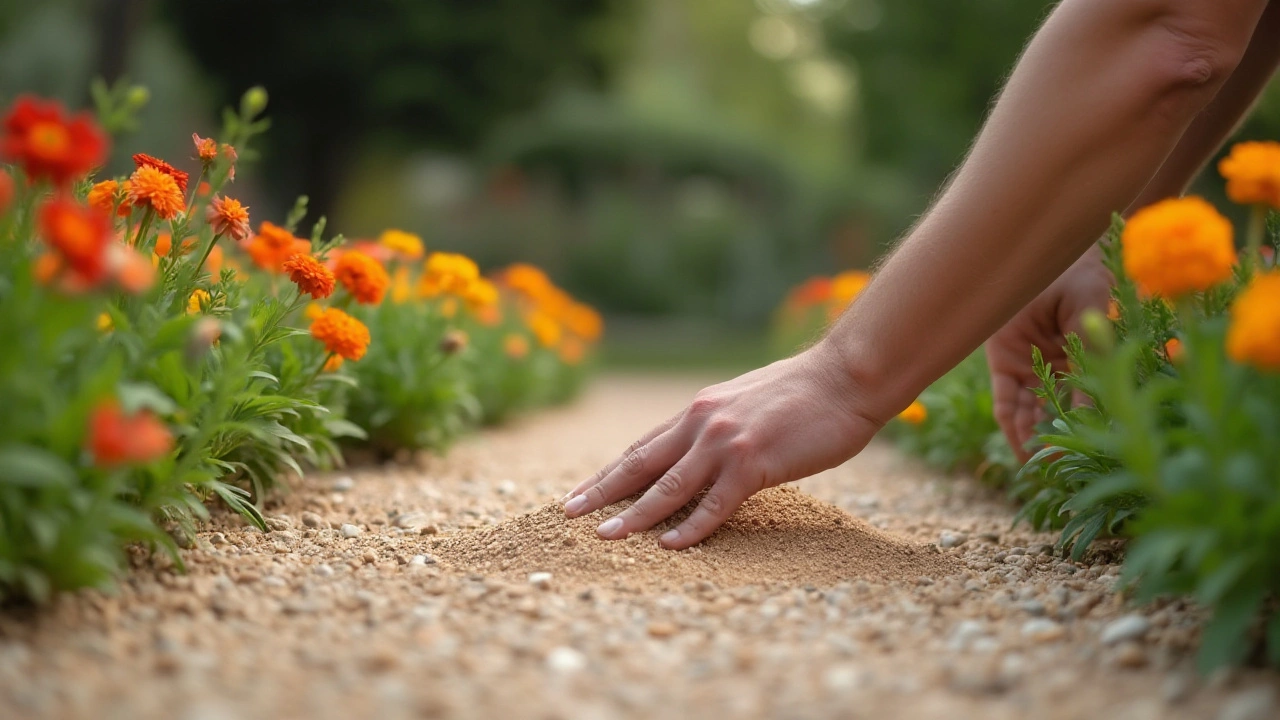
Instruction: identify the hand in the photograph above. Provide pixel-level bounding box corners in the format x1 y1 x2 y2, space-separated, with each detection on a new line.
561 341 884 549
986 245 1112 461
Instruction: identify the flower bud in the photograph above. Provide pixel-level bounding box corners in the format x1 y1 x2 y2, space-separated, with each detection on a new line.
1079 308 1114 353
242 87 269 118
126 86 151 110
439 329 468 356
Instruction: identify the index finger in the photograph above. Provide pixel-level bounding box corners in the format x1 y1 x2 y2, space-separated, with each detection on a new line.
561 409 684 501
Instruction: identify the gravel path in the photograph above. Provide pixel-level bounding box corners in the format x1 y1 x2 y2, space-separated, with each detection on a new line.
2 374 1277 720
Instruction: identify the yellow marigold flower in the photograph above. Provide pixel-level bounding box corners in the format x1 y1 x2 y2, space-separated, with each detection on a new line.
96 312 113 332
526 310 561 348
504 333 530 360
126 165 185 220
378 229 424 259
462 277 499 311
1226 271 1280 371
323 354 344 372
439 296 459 319
1218 141 1280 209
334 250 390 305
283 253 336 300
310 307 370 361
559 336 586 365
897 400 927 425
418 252 480 297
187 288 211 314
206 195 250 243
390 265 413 304
564 302 603 342
1122 197 1235 298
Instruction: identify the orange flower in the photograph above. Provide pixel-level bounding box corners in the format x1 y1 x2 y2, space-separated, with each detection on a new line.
207 244 225 276
1122 197 1235 298
197 181 211 197
132 153 189 193
559 336 586 365
206 195 250 242
111 244 156 294
786 276 834 309
38 196 111 283
33 253 62 285
502 263 553 302
1226 271 1280 371
418 252 480 297
334 250 390 304
504 334 530 360
283 253 336 299
462 277 499 312
564 302 603 342
476 303 503 327
526 310 561 348
88 400 173 467
246 221 309 273
192 133 218 163
378 229 424 259
87 179 131 217
1164 337 1183 363
1218 141 1280 209
310 307 370 361
153 233 196 258
897 400 927 425
0 168 11 216
1 96 107 186
323 354 344 372
305 302 325 321
390 265 413 304
127 165 185 220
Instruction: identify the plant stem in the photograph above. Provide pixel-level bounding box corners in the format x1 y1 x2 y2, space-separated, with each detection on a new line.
306 351 336 386
132 208 155 250
186 167 208 214
191 233 223 279
1245 203 1266 272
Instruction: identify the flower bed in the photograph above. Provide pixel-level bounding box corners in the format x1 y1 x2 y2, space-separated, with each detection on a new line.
0 86 601 601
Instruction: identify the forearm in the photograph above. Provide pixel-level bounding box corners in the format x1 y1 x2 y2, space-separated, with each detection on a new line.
821 0 1269 419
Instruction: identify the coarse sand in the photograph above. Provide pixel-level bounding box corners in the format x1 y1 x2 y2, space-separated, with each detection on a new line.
436 486 957 590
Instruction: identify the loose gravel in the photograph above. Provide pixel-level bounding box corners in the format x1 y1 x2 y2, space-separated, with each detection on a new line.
0 374 1276 719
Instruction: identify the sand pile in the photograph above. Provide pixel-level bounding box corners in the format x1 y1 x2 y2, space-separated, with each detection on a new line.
432 485 956 589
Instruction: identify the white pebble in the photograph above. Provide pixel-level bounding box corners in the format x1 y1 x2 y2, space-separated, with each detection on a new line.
496 480 517 495
529 572 553 589
340 524 362 538
939 531 968 549
1022 619 1065 643
1219 687 1276 720
313 564 334 577
545 646 586 673
332 476 355 492
1100 615 1150 645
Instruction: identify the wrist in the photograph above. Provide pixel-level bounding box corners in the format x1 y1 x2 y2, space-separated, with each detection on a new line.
807 333 908 429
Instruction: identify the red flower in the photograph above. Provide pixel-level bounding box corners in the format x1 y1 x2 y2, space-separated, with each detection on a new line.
132 153 189 193
88 401 174 466
192 133 218 163
1 96 107 186
38 197 112 284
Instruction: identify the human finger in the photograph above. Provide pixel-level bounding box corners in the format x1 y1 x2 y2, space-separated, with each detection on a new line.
562 410 684 502
594 449 717 540
564 425 688 519
657 473 753 550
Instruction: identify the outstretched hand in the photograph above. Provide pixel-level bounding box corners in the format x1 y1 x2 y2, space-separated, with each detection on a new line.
561 342 883 549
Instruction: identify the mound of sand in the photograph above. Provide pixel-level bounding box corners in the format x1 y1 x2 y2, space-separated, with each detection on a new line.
433 486 956 589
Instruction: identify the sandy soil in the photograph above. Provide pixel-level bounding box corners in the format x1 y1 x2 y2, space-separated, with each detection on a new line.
1 374 1277 720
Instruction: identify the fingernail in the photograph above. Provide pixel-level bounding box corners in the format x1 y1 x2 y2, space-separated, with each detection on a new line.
564 495 588 515
559 492 574 504
660 529 680 545
596 517 624 538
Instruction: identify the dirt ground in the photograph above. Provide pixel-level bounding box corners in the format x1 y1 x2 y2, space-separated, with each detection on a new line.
2 374 1277 720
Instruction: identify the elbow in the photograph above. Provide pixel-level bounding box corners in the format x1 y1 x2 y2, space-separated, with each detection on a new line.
1137 1 1256 114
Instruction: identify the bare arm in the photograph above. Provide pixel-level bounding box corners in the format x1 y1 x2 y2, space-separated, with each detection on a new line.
566 0 1273 549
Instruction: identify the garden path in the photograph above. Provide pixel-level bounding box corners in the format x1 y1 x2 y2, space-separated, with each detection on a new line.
1 374 1276 720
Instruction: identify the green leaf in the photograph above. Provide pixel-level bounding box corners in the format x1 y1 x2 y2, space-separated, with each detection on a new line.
117 382 178 416
1197 586 1265 674
0 446 76 488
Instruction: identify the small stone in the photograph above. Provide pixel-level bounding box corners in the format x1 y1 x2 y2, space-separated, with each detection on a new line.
265 516 291 531
1021 619 1065 643
314 564 335 577
1101 615 1151 645
1020 600 1047 617
362 550 378 564
647 621 678 638
301 512 325 528
528 572 553 589
1218 687 1276 720
546 646 586 673
939 531 968 549
419 525 440 536
340 524 362 538
333 476 355 492
394 512 428 529
496 480 517 495
1112 642 1147 668
1161 673 1194 703
410 555 436 566
208 532 229 546
948 620 988 651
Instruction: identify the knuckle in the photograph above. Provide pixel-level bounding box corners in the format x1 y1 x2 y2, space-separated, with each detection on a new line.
703 417 737 439
653 470 684 498
688 393 719 418
700 492 726 516
727 434 756 456
620 445 648 476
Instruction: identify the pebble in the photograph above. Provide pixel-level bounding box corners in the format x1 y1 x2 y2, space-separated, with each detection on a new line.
545 646 587 674
340 524 362 538
332 476 355 492
1218 687 1276 720
313 564 335 577
647 621 678 638
1020 600 1046 616
362 550 378 564
410 555 435 566
939 531 968 549
1021 619 1065 643
528 572 553 589
300 512 325 528
1111 642 1147 668
1100 615 1150 645
496 480 517 495
394 513 429 529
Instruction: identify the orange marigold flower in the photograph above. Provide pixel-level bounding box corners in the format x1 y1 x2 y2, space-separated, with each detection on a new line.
0 168 12 216
418 252 480 297
1218 141 1280 209
334 250 390 304
283 253 336 299
127 165 185 220
1226 271 1280 372
88 400 173 467
564 302 603 342
787 276 834 309
378 229 424 259
502 263 553 302
526 310 561 348
305 302 325 320
323 354 344 372
462 277 499 312
559 336 586 365
897 400 927 425
1122 197 1235 299
504 333 530 360
830 270 871 307
132 153 188 193
33 253 62 285
206 195 250 242
476 303 503 327
1 96 107 186
197 181 211 197
87 179 131 217
310 307 370 361
192 133 218 163
246 221 309 272
187 288 211 314
38 196 112 283
153 233 196 258
1164 337 1183 363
